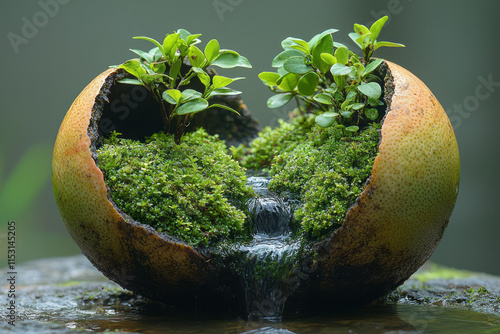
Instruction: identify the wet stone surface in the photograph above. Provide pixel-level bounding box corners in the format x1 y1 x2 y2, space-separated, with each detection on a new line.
1 256 500 333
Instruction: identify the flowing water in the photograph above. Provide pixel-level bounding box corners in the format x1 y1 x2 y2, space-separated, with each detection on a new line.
233 176 302 320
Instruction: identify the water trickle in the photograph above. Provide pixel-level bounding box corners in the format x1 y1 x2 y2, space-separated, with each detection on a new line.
235 176 301 320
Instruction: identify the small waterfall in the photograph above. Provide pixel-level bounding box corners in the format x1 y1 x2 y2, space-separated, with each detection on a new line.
235 176 301 320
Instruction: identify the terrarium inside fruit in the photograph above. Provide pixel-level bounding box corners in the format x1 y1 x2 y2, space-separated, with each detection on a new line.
52 20 459 318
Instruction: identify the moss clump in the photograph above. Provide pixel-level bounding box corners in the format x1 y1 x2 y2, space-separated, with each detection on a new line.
96 128 253 247
232 114 316 171
268 125 380 240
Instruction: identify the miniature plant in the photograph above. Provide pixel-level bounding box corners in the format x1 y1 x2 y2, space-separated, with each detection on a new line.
258 16 404 133
114 29 252 143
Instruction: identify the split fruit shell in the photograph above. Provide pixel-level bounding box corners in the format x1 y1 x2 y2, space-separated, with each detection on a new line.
52 60 459 311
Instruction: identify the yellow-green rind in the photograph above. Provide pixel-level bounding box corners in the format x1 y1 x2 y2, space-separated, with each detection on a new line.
311 61 460 304
52 69 214 300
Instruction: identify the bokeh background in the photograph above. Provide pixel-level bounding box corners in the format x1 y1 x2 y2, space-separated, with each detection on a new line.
1 0 499 275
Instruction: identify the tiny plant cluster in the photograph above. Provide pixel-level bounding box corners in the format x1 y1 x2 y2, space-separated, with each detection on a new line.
258 16 404 133
114 29 252 143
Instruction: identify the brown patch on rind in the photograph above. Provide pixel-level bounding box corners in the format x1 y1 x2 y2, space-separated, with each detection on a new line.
306 61 460 307
52 69 215 301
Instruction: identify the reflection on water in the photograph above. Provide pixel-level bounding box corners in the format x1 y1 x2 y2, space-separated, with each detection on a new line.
64 303 500 333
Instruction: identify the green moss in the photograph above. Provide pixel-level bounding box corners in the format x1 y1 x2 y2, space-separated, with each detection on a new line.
232 114 316 172
412 263 474 283
269 125 380 240
96 128 254 247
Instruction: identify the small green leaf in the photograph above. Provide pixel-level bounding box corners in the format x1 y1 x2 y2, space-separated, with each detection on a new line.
180 89 202 101
290 38 310 53
283 56 312 74
163 89 182 104
334 47 350 65
211 52 252 68
345 125 359 132
177 29 191 41
330 63 352 76
258 72 281 87
365 108 379 120
129 49 153 63
369 16 389 41
353 24 370 37
207 103 240 115
208 87 242 98
271 49 304 67
175 98 209 115
188 45 205 67
363 58 384 77
297 72 319 96
308 28 339 50
192 67 211 87
117 78 143 86
187 33 202 45
162 33 180 58
169 59 182 80
315 112 337 127
313 93 334 105
312 34 334 73
212 75 235 89
267 93 293 108
134 36 164 54
374 41 405 51
357 82 382 99
277 72 300 91
320 53 337 66
351 103 365 110
119 59 147 78
204 39 220 64
341 110 353 118
348 32 363 49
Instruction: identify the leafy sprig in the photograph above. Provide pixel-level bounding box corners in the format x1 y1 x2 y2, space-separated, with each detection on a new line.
113 29 252 143
259 16 404 133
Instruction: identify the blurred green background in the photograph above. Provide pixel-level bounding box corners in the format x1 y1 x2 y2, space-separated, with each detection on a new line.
1 0 499 275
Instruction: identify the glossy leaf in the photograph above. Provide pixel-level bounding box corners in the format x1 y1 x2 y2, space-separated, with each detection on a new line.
119 59 147 79
283 56 312 74
298 72 319 96
118 78 143 86
169 59 182 80
188 45 205 67
358 82 382 99
162 33 180 57
207 103 240 115
129 49 153 63
308 28 338 50
212 52 252 68
187 33 202 45
212 75 236 89
312 34 334 73
175 98 209 115
208 87 242 98
320 53 337 66
334 47 350 65
271 49 304 67
353 24 370 37
258 72 281 87
345 125 359 132
369 16 388 41
315 112 338 127
330 63 352 76
313 93 334 105
180 89 203 102
277 72 300 91
163 89 182 104
365 108 379 120
374 41 405 51
204 39 220 64
348 32 363 49
134 36 164 54
363 58 384 77
267 92 293 108
192 67 211 87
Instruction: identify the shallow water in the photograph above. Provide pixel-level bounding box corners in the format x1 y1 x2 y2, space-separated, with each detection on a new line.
23 303 500 333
